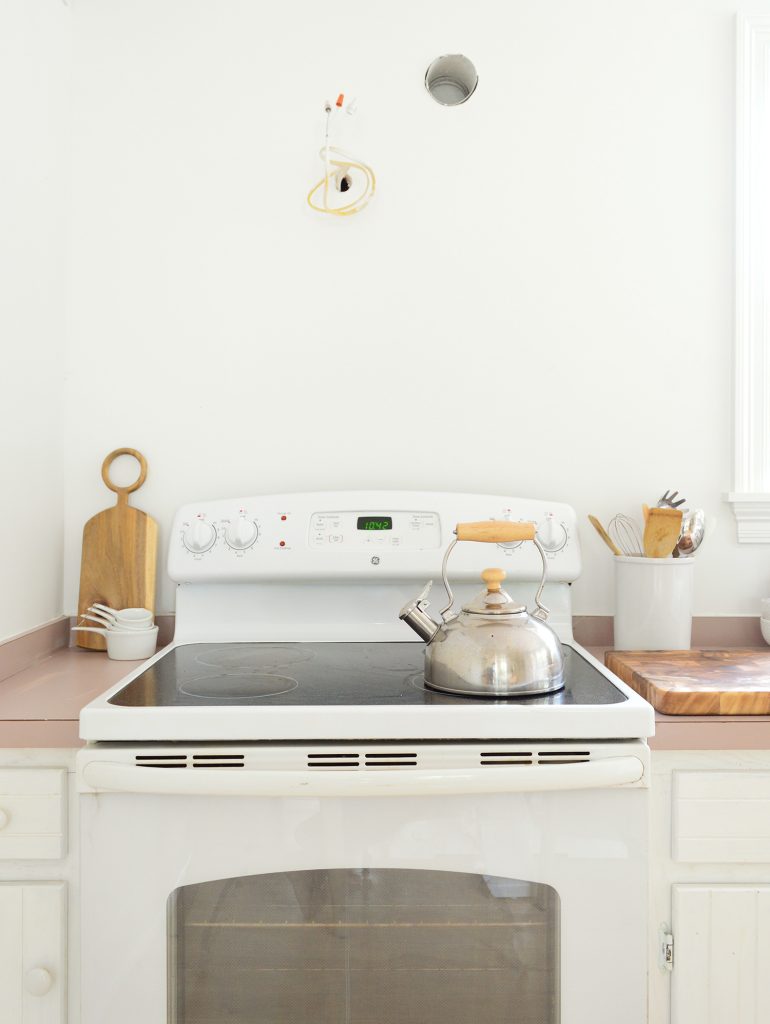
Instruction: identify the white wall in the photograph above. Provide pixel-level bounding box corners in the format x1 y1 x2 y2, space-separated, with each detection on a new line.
0 0 69 641
63 0 770 615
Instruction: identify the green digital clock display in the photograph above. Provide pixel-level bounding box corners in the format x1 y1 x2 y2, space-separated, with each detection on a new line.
357 516 393 531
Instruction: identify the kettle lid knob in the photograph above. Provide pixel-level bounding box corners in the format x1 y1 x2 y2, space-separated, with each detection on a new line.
481 568 506 593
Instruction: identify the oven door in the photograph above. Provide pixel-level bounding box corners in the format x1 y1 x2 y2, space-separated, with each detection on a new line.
78 744 649 1024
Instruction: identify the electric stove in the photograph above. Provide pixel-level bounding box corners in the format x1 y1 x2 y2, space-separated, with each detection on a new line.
78 491 653 1024
80 490 654 742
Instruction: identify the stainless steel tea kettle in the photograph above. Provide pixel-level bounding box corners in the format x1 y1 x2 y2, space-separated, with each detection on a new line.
399 521 564 697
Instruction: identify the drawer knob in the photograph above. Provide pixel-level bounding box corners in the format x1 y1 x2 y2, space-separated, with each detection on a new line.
25 967 53 996
0 808 9 829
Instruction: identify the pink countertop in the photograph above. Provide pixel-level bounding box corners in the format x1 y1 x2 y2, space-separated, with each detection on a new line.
0 645 144 747
0 624 769 749
0 618 171 748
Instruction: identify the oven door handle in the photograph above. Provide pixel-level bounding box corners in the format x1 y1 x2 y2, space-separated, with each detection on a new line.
80 756 645 796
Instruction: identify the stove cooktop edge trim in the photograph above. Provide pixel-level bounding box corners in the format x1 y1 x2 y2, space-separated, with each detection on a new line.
78 639 655 743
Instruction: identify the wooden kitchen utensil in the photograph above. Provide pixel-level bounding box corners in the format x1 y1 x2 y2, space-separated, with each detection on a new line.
642 507 682 558
587 515 622 556
76 449 157 650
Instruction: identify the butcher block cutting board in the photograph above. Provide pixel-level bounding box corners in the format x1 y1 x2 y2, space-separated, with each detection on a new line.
76 449 157 651
606 649 770 715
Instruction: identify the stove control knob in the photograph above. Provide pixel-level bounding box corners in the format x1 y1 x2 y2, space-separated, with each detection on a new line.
225 514 259 551
537 514 568 552
497 513 524 550
182 516 217 554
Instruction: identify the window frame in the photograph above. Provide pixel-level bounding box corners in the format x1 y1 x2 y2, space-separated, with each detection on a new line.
728 14 770 541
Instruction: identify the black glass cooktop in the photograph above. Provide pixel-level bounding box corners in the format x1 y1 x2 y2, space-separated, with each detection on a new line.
108 643 626 708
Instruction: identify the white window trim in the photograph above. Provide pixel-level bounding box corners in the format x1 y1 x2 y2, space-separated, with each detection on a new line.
728 15 770 541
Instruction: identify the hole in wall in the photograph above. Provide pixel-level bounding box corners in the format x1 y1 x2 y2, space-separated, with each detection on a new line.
334 168 353 192
425 54 478 106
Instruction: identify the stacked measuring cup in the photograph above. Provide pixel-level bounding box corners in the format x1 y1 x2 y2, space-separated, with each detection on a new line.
72 604 158 660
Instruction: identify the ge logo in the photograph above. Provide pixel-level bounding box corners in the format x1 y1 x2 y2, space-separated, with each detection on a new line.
371 556 380 565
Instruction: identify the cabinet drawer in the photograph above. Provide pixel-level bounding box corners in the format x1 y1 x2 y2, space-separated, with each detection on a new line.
0 770 66 860
0 882 66 1024
673 770 770 862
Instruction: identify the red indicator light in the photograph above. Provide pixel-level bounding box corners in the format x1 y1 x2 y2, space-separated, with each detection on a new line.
279 541 286 547
280 515 287 521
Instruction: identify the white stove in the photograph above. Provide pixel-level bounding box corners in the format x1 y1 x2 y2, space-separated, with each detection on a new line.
80 489 654 742
77 492 653 1024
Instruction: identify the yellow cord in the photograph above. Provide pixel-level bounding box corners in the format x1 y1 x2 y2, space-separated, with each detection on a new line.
307 145 376 216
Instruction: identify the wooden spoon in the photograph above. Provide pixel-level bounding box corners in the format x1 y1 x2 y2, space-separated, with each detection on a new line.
588 515 622 556
643 507 683 558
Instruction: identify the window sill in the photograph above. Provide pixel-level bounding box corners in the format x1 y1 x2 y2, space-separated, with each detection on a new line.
726 493 770 542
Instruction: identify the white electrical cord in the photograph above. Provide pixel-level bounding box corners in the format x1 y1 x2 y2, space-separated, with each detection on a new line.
307 98 375 216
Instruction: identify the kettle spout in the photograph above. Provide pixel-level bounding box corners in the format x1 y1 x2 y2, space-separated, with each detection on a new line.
399 581 440 643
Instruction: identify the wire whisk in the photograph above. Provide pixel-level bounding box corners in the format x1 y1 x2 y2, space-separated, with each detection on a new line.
608 514 644 556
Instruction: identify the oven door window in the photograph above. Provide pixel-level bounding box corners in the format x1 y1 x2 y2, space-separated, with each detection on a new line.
168 868 559 1023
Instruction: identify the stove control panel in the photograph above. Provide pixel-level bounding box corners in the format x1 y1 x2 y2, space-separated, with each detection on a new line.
168 491 581 583
309 511 441 551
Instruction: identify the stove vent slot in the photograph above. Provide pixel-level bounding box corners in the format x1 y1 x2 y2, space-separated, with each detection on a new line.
192 753 245 769
480 752 533 766
537 750 591 765
135 754 188 769
365 752 418 768
307 753 361 769
480 750 592 766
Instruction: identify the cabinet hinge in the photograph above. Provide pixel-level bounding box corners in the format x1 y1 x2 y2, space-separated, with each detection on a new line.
659 925 674 971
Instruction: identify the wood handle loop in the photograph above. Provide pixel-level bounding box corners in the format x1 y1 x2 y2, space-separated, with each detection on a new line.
455 521 536 543
101 448 148 501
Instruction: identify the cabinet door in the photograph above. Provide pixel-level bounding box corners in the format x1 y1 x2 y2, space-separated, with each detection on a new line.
0 883 66 1024
671 884 770 1024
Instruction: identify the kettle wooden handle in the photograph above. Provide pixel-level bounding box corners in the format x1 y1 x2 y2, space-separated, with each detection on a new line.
455 521 536 543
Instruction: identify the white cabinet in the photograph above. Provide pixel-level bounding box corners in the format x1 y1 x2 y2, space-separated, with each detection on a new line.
652 752 770 1024
0 770 66 860
671 885 770 1024
0 751 77 1024
0 882 66 1024
673 770 770 862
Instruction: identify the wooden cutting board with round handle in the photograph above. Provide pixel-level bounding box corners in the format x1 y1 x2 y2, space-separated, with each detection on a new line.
76 449 158 650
